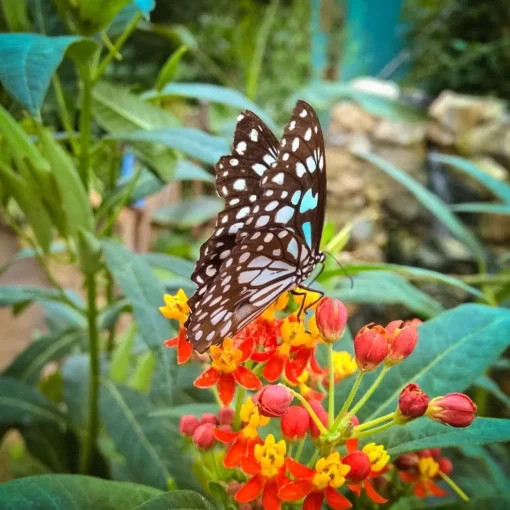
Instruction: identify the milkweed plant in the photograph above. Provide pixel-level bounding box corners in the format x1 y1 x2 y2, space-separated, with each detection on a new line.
160 290 475 509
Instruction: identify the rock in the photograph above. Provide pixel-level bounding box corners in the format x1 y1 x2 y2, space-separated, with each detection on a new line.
457 119 510 160
330 102 376 133
427 120 456 146
373 119 427 145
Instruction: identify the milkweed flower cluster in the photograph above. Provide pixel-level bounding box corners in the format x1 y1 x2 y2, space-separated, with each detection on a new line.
160 290 475 508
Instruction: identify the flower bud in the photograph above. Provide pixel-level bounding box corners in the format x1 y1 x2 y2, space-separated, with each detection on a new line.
397 383 429 422
343 451 371 483
308 400 328 439
179 414 199 437
315 297 348 343
281 406 310 441
438 457 453 475
218 407 235 425
227 480 241 496
253 384 294 418
354 324 389 371
395 453 419 471
386 320 418 366
200 413 218 425
429 448 441 459
218 424 234 434
426 393 477 427
193 423 216 450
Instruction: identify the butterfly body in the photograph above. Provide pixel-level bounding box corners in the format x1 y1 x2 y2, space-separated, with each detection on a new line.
186 101 327 353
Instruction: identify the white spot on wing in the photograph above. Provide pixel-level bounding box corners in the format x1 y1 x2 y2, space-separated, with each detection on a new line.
230 158 239 166
265 201 279 211
300 109 308 117
272 173 284 185
236 142 247 155
250 129 259 142
292 138 300 151
304 127 312 141
237 206 250 219
252 163 266 176
255 215 270 227
233 179 246 191
296 162 306 177
275 206 294 224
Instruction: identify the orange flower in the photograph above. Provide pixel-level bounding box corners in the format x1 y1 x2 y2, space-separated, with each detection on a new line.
194 337 261 406
214 397 269 468
279 452 352 509
164 327 193 364
235 434 289 510
399 457 446 498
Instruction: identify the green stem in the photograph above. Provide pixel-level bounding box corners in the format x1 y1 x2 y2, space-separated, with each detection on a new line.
327 343 335 428
354 412 395 432
307 449 319 468
353 419 396 439
293 391 328 436
287 443 294 459
438 471 470 502
294 439 305 462
78 67 92 189
332 371 364 431
345 365 390 421
80 273 100 474
232 387 246 431
51 75 79 155
94 13 142 83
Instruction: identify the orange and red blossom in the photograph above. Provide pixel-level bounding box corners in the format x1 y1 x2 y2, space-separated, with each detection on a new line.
399 456 446 498
426 393 477 427
315 297 348 343
397 383 429 422
164 327 193 364
194 337 261 406
179 415 199 437
235 434 288 510
279 453 352 510
254 384 294 418
281 406 310 441
353 324 389 371
385 320 419 365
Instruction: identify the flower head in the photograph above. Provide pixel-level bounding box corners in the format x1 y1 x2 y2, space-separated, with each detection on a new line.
254 384 294 418
426 393 477 427
386 320 418 365
397 383 429 422
331 351 358 383
159 290 190 326
315 297 348 343
281 406 310 441
354 324 389 371
399 456 446 498
362 443 390 474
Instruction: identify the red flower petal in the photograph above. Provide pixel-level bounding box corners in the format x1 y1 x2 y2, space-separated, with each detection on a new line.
224 437 246 468
164 337 178 348
325 487 352 510
251 349 274 362
428 481 447 497
238 335 255 362
309 348 323 375
304 491 324 510
194 367 220 388
279 480 314 501
218 373 236 406
286 458 315 479
262 479 281 510
399 472 419 483
286 348 310 381
364 479 388 504
347 484 361 497
414 482 427 498
235 474 264 503
213 427 238 443
177 328 193 364
241 455 261 476
346 438 358 453
233 365 262 390
264 353 285 382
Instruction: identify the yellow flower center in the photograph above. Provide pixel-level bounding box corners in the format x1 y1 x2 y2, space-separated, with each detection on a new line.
281 318 309 348
313 452 350 490
209 338 241 373
159 289 190 326
332 351 358 380
240 398 270 430
418 457 440 479
261 293 289 320
362 443 390 473
254 434 286 478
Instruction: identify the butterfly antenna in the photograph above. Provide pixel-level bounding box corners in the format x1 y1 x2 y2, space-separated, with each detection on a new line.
324 251 354 289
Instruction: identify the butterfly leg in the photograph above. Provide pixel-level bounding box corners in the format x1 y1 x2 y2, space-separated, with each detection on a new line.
291 286 324 324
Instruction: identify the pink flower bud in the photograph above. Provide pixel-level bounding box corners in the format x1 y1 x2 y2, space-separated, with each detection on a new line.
193 423 216 450
397 383 429 421
343 451 371 483
281 406 310 441
426 393 477 427
315 297 348 343
200 413 218 425
429 448 441 459
253 384 293 418
218 407 235 425
218 424 233 434
227 480 241 496
386 320 418 365
308 400 328 439
395 453 420 471
179 414 199 437
354 324 389 371
438 457 453 475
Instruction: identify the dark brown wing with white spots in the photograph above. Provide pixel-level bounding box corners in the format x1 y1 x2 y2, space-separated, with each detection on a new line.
188 227 310 353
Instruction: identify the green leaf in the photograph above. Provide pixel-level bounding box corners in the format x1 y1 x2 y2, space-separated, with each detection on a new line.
110 326 136 384
152 196 224 228
393 496 510 510
0 243 65 278
323 262 488 302
133 491 215 509
335 304 510 421
0 285 65 307
142 83 277 131
155 46 188 91
0 34 95 115
333 272 444 318
108 128 229 166
143 253 194 279
149 403 219 419
1 0 30 31
374 418 510 457
356 152 486 264
431 154 510 204
62 355 90 429
174 160 214 183
3 330 85 384
450 203 510 215
79 0 132 35
128 352 156 393
133 0 155 19
0 474 161 509
0 376 65 427
475 375 510 407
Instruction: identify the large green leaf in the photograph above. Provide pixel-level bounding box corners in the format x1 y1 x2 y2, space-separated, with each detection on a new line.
142 82 277 131
450 203 510 215
174 160 214 183
152 196 223 228
0 474 161 510
133 491 214 509
0 285 65 307
335 304 510 421
143 253 194 279
356 152 486 264
395 496 510 510
0 34 95 115
332 272 444 318
62 355 91 429
369 418 510 457
475 375 510 407
108 128 229 166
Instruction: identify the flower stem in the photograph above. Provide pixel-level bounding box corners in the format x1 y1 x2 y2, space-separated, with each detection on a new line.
332 371 364 431
79 273 100 474
354 412 395 432
294 439 305 462
327 343 335 428
78 67 92 189
232 387 246 431
287 443 294 459
439 471 470 502
345 365 390 421
292 391 328 436
353 418 396 439
307 449 319 468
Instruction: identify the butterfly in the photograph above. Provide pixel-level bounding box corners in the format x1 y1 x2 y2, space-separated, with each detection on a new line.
185 100 327 353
